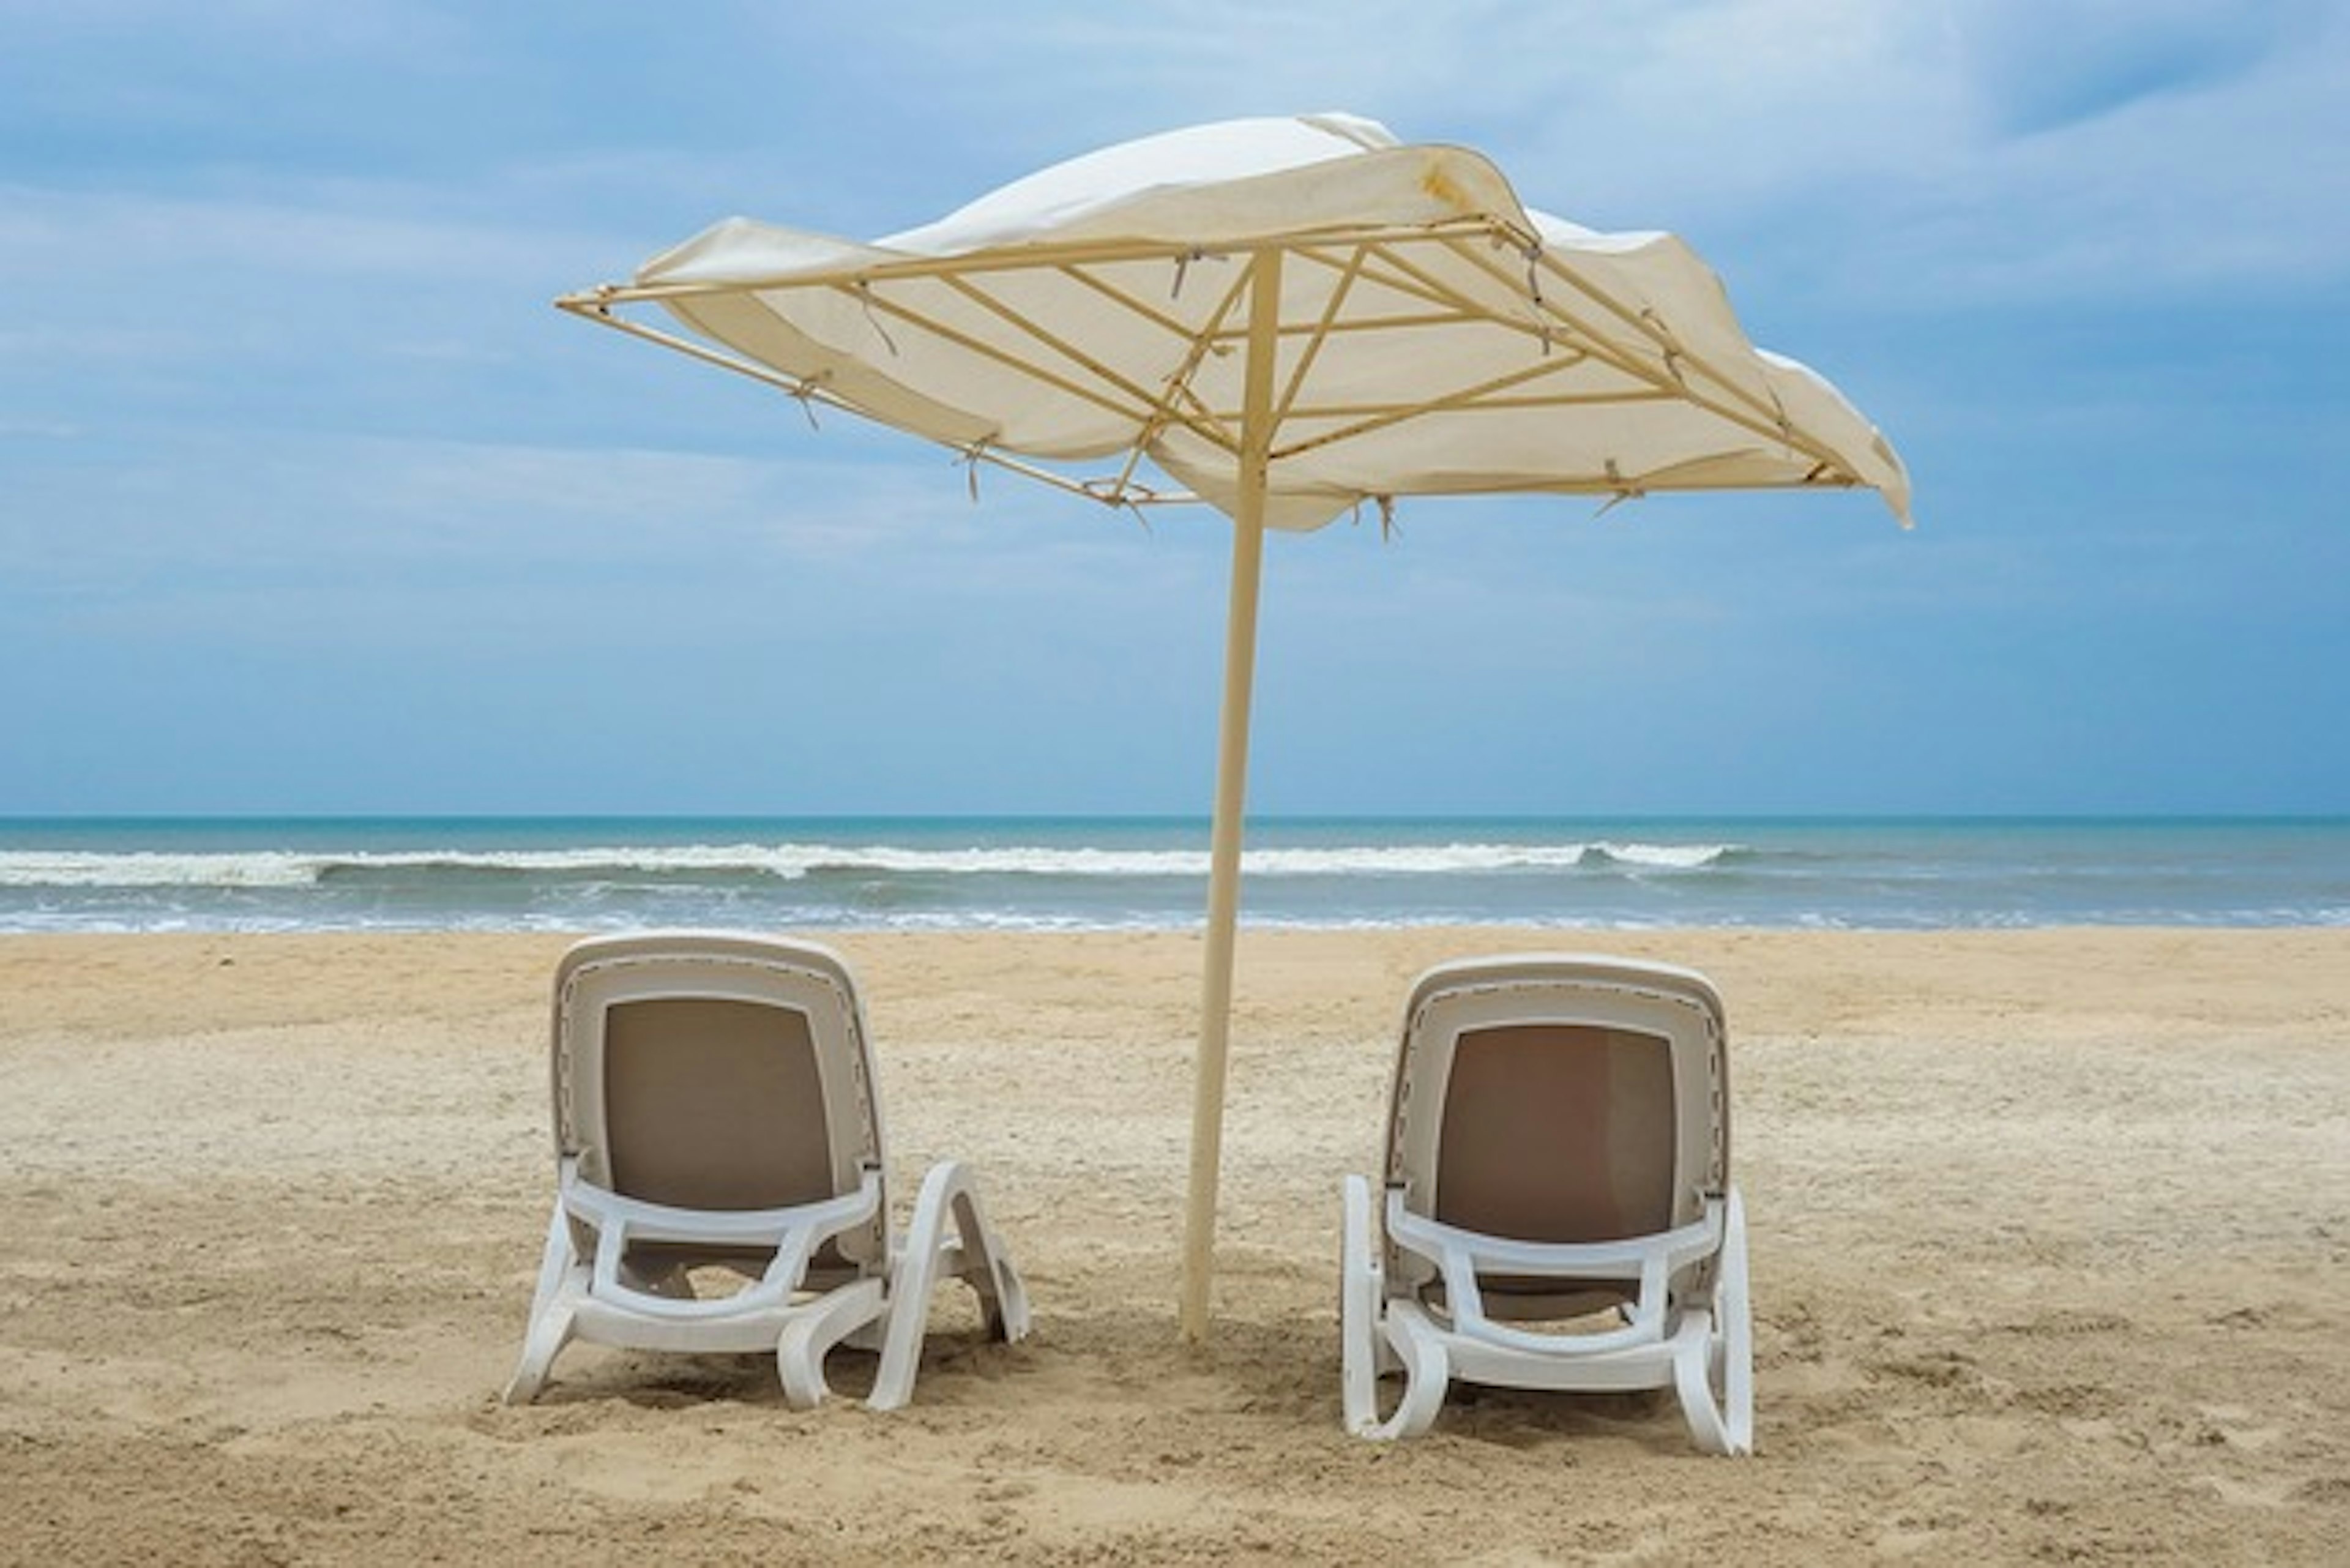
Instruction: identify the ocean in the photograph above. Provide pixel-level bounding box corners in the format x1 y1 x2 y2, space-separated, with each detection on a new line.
1 816 2344 935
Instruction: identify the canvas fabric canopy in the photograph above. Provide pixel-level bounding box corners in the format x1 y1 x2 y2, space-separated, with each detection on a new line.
570 111 1910 531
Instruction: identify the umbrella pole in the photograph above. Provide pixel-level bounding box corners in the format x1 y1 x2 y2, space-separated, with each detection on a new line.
1181 250 1283 1343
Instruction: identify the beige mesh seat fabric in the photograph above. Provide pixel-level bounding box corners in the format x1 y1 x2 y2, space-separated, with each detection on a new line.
504 932 1028 1409
1340 955 1751 1452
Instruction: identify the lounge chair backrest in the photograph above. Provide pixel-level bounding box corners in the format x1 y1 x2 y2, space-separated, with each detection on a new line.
1434 1020 1677 1242
551 933 887 1267
1386 955 1728 1296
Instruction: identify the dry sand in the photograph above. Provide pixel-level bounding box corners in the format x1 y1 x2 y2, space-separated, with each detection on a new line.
1 928 2345 1564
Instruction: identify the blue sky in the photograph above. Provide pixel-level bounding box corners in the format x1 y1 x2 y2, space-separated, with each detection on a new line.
4 1 2344 817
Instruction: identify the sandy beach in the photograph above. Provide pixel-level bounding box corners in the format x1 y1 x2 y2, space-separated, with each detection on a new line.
2 927 2344 1564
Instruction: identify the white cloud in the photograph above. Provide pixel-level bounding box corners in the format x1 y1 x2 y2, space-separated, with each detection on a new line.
0 416 83 438
1471 1 2349 304
0 182 595 286
0 425 1165 590
0 0 466 82
865 1 2348 304
1860 2 2350 303
1951 0 2326 135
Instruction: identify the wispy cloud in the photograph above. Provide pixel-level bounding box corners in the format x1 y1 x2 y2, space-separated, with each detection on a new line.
1952 0 2326 135
0 181 602 285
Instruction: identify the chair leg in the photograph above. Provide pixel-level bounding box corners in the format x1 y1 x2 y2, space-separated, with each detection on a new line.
868 1161 1027 1412
1672 1189 1753 1455
949 1177 1031 1346
1341 1175 1450 1440
1717 1189 1754 1454
775 1279 889 1411
504 1304 576 1405
1375 1308 1451 1439
504 1205 584 1404
1340 1175 1382 1433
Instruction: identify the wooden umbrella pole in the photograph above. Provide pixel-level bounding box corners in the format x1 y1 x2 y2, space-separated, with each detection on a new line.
1181 249 1283 1343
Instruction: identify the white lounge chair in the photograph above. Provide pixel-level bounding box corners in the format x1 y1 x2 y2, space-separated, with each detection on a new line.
504 932 1029 1409
1340 955 1751 1452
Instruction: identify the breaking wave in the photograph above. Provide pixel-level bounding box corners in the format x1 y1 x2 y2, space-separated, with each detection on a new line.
0 838 1742 890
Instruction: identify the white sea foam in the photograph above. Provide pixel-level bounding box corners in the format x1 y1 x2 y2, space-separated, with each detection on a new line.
0 839 1737 887
0 851 325 888
1591 841 1736 870
805 842 1621 876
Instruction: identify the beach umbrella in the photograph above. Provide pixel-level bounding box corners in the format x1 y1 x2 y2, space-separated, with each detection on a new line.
557 112 1911 1341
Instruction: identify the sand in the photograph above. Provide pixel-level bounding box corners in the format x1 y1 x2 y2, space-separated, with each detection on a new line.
1 927 2345 1564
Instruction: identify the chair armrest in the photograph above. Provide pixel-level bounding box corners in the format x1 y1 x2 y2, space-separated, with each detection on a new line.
559 1159 885 1321
1386 1187 1730 1357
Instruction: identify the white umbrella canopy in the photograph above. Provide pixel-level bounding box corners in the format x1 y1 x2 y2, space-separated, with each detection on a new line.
560 111 1911 1340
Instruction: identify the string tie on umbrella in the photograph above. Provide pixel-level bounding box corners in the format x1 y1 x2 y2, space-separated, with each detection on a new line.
787 373 828 431
1595 460 1647 517
958 439 992 502
1341 495 1401 537
1639 308 1687 386
856 282 900 356
1080 476 1156 531
1522 240 1554 356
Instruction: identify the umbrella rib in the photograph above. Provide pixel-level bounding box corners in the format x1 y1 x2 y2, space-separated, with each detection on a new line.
1441 235 1849 477
1266 356 1643 465
1105 264 1261 495
1060 259 1224 348
1053 258 1268 469
554 296 1206 509
1163 237 1627 467
1172 238 1589 449
843 278 1194 443
1292 237 1526 333
839 219 1503 284
1284 386 1673 418
1044 248 1507 463
584 220 1507 305
1375 238 1811 483
1080 256 1263 458
986 236 1511 345
1022 258 1263 504
1363 236 1589 356
1268 243 1370 431
845 258 1270 472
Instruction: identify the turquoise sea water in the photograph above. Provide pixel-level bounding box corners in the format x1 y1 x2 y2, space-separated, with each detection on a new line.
1 816 2344 934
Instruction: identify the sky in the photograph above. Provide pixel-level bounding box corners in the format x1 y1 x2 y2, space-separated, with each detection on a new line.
4 0 2346 818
